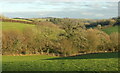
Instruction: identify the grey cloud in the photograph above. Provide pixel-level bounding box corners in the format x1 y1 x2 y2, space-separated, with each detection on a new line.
2 0 119 3
1 0 118 19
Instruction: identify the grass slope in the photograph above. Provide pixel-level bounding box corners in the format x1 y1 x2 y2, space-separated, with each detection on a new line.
2 52 118 71
2 22 35 31
102 26 119 34
1 21 65 40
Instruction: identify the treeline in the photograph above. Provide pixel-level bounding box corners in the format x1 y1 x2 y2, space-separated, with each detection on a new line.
85 18 119 29
1 16 119 29
49 17 119 29
1 16 119 56
2 24 119 56
1 19 34 24
112 17 120 26
49 18 91 29
1 17 50 25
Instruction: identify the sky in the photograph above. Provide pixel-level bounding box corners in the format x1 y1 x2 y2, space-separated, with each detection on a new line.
0 0 119 19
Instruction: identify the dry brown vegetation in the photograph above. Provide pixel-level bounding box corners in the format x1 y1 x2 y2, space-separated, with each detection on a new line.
2 27 119 56
2 17 119 56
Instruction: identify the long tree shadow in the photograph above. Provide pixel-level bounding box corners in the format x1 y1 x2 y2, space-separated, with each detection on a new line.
45 52 118 60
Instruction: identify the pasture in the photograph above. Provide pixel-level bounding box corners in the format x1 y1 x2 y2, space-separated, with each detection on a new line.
102 26 119 34
2 52 118 71
1 18 119 71
2 22 35 31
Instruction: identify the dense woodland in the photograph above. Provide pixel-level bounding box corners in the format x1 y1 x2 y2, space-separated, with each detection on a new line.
1 16 120 56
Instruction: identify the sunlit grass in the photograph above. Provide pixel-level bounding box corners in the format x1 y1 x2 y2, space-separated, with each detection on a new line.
2 52 118 71
102 26 119 34
2 22 35 31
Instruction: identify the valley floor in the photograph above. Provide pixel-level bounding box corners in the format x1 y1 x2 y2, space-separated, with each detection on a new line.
2 52 118 71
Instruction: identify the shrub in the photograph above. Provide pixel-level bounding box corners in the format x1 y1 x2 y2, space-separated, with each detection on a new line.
2 19 118 56
109 32 119 51
2 30 23 55
86 29 101 52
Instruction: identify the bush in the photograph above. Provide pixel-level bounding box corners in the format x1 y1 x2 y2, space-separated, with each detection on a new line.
86 29 100 52
2 30 23 55
109 32 119 51
2 20 118 56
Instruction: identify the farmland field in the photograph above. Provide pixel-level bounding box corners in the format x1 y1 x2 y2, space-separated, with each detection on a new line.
1 22 35 30
2 52 118 71
102 26 120 34
1 0 119 72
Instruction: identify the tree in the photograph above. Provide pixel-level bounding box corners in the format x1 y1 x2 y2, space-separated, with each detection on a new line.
97 24 102 29
86 29 101 52
109 19 116 25
110 32 119 51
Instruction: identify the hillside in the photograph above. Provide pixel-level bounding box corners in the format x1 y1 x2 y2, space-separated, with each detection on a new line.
1 0 119 71
2 17 119 56
1 16 119 72
2 22 35 31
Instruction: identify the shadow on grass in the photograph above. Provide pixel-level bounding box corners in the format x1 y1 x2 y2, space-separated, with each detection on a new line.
45 52 118 60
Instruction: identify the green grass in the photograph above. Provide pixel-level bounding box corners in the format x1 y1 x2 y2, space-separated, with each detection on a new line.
31 18 48 22
2 52 118 71
102 26 119 34
1 21 65 40
37 25 65 40
1 22 35 31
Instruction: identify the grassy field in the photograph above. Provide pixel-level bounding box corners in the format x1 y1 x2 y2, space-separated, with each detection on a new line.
102 26 119 34
2 22 35 31
2 52 118 71
1 20 119 71
1 21 65 40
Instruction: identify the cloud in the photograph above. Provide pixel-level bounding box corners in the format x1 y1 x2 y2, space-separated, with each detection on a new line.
1 0 118 19
2 0 119 2
81 12 93 16
102 6 108 9
95 14 104 17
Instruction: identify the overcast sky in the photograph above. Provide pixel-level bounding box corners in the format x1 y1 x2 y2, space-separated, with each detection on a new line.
0 0 119 19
